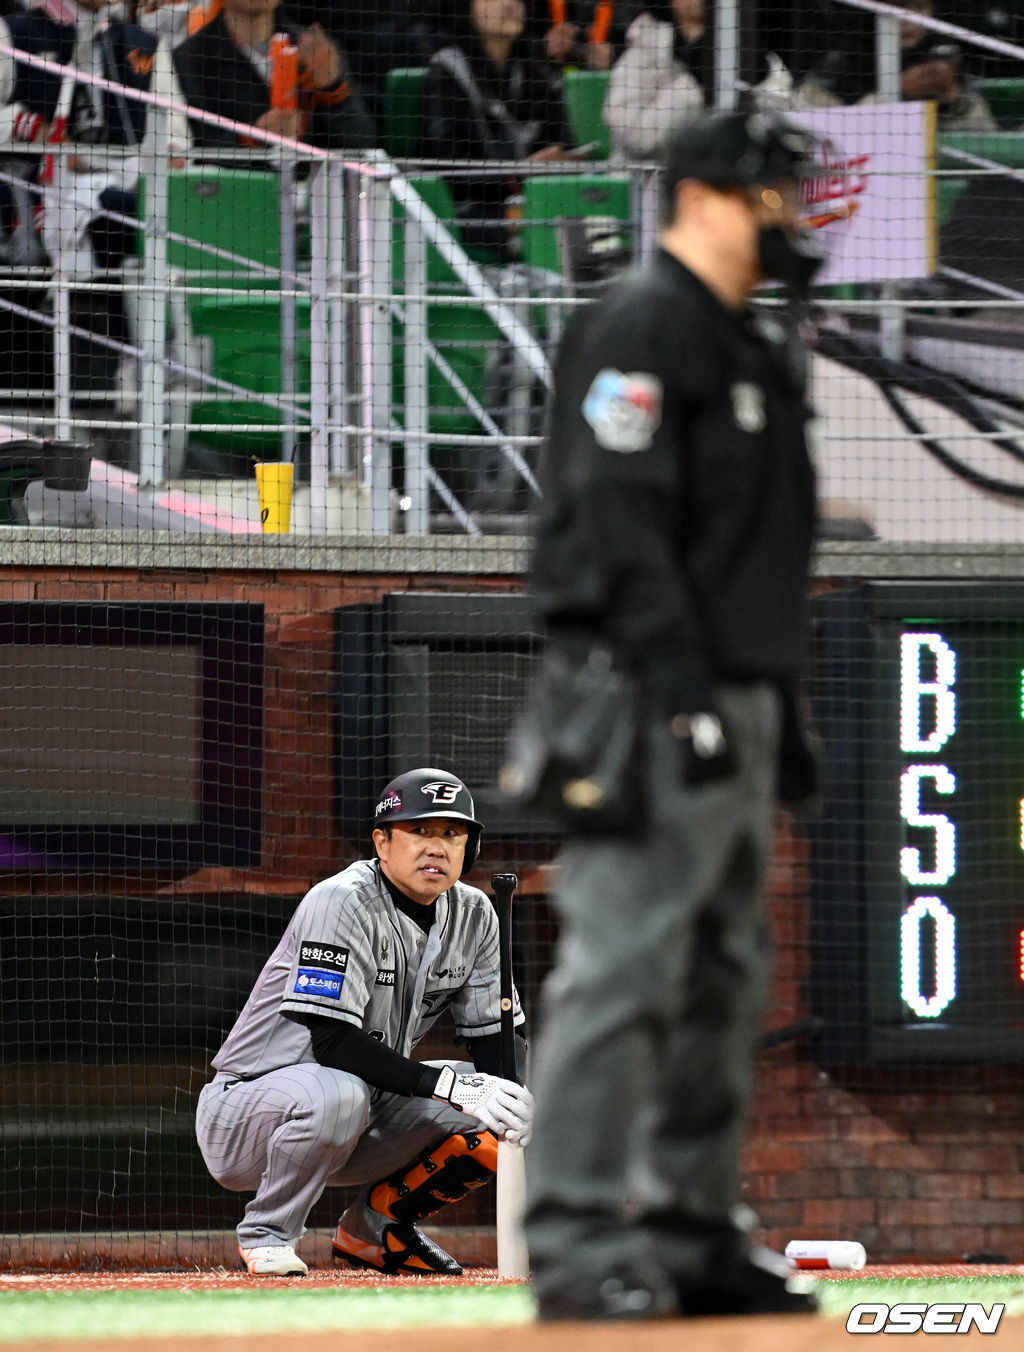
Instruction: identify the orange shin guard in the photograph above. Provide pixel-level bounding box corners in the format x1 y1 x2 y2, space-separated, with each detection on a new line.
369 1130 499 1223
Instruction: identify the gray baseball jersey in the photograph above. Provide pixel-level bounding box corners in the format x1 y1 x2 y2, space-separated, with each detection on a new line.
212 858 524 1078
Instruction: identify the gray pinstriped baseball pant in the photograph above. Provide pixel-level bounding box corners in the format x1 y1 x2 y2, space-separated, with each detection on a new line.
196 1060 474 1248
525 681 781 1294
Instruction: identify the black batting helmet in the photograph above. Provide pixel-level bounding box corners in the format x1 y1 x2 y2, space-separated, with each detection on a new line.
372 768 483 878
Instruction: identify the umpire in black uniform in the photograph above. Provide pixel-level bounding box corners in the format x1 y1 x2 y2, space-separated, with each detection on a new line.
516 110 824 1321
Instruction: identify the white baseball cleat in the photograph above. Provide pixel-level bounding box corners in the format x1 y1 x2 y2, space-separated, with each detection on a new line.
239 1244 308 1276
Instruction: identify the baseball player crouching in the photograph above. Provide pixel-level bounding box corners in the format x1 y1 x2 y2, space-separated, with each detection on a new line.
196 767 533 1277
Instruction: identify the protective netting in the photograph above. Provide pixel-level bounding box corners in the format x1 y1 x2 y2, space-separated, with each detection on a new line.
2 0 1024 1271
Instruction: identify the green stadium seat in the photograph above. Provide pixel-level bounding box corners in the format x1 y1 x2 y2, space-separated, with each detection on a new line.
391 175 503 440
935 133 1024 230
519 173 630 277
141 169 307 459
390 175 549 511
562 70 611 160
974 77 1024 127
185 295 311 456
391 174 475 288
383 67 428 159
935 176 967 229
160 169 281 276
936 130 1024 170
385 64 610 161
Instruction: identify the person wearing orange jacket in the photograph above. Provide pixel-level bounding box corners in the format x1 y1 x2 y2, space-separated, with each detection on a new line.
172 0 375 148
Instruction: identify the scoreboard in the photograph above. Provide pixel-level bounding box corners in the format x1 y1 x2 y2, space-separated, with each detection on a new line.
811 583 1024 1063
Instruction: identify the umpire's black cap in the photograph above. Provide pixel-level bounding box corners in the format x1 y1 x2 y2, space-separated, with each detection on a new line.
662 110 822 199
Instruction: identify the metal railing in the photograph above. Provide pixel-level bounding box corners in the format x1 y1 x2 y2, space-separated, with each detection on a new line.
5 14 1024 535
0 37 665 533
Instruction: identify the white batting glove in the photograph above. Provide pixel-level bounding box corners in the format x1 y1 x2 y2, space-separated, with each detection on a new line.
433 1066 534 1146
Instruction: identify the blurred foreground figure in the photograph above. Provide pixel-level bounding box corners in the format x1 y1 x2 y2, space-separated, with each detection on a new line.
507 110 825 1322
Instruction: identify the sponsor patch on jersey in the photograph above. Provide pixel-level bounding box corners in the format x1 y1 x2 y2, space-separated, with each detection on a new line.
294 968 345 999
298 941 348 974
582 368 663 453
730 381 766 434
375 969 396 986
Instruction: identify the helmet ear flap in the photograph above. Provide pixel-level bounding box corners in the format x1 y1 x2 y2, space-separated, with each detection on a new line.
461 824 482 879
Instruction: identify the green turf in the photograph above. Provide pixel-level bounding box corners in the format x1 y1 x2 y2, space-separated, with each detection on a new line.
810 1275 1024 1320
0 1286 535 1342
3 1276 1024 1342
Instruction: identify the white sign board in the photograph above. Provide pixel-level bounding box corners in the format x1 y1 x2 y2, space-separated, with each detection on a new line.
796 102 935 285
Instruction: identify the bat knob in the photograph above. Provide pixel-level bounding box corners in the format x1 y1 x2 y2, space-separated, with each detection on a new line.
491 872 519 890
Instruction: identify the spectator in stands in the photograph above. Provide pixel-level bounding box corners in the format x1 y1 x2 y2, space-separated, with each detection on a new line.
937 1 1024 81
799 0 997 130
526 0 637 77
172 0 375 149
0 0 181 270
0 0 182 393
284 0 444 115
604 0 793 161
136 0 195 47
420 0 572 259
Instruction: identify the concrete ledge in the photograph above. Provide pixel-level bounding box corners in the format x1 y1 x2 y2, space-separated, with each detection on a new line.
0 529 533 574
813 540 1024 580
1 530 1024 580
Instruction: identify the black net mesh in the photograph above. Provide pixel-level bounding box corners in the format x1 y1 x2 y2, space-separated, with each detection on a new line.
1 0 1024 1274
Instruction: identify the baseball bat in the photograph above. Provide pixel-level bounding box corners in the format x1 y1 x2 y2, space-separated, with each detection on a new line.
491 871 529 1280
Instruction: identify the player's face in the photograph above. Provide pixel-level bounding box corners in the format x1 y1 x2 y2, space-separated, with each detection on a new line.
373 818 470 904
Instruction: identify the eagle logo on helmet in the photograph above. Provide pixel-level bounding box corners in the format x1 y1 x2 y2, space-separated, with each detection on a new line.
421 781 461 805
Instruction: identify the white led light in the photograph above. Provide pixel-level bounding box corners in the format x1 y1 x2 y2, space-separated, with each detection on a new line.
901 895 956 1018
900 765 957 885
900 633 956 753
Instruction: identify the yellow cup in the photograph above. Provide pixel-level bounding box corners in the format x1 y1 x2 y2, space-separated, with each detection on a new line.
254 461 293 534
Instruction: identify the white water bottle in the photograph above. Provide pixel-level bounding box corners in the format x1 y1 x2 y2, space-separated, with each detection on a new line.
785 1239 867 1271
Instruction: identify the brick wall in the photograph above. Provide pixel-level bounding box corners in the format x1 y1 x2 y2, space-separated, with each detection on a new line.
5 558 1024 1262
745 815 1024 1263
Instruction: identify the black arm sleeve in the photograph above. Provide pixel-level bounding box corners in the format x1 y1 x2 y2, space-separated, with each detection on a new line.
306 1015 442 1098
465 1029 529 1079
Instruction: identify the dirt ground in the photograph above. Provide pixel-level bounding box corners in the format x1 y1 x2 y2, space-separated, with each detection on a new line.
5 1317 1017 1352
4 1265 1023 1351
